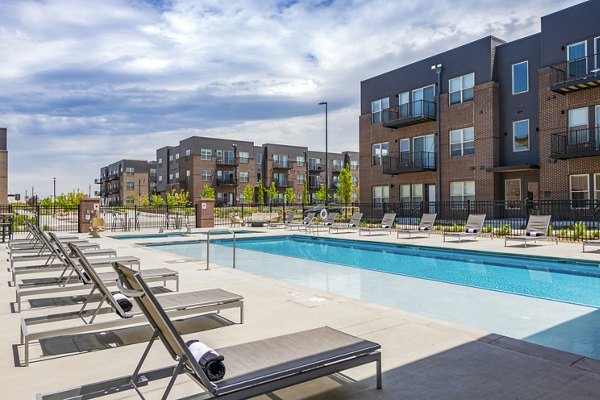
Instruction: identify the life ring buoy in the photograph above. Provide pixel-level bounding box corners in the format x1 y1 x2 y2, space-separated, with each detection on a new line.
320 208 328 219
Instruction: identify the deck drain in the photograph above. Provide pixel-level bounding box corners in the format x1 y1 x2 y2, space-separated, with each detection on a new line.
287 291 303 297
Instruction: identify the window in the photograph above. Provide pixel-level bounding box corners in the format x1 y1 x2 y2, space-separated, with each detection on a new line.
352 177 358 186
596 37 600 70
513 119 529 152
372 142 389 165
175 153 179 160
568 107 589 144
412 184 423 202
594 173 600 199
570 174 589 208
158 158 163 166
567 41 587 78
273 154 288 167
126 182 134 190
169 155 173 161
216 150 223 162
255 153 262 164
449 73 474 105
186 170 190 177
505 179 521 209
158 175 163 182
296 156 305 166
450 181 475 202
512 61 528 94
169 173 173 180
201 149 212 160
449 127 474 157
149 168 156 176
350 160 359 170
399 92 409 118
412 85 434 117
239 171 249 183
239 151 249 163
596 106 600 147
125 167 135 176
399 139 410 162
257 172 262 182
201 169 212 181
371 97 389 123
372 186 389 203
175 172 179 179
296 174 304 183
400 184 410 203
185 149 191 157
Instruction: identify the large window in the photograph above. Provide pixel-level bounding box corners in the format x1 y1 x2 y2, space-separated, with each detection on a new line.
567 41 587 78
505 179 521 210
273 154 288 168
399 92 409 118
296 174 304 183
255 153 262 165
239 171 249 183
126 182 134 190
239 151 249 164
568 107 589 144
412 85 435 116
412 184 423 202
449 73 474 105
450 181 475 202
201 169 212 181
372 186 389 203
512 61 528 94
201 149 212 160
372 142 389 165
350 160 359 170
513 119 529 152
449 127 474 157
596 37 600 70
296 155 305 167
371 97 389 123
125 167 135 176
399 138 410 162
400 184 410 203
594 173 600 200
570 174 589 208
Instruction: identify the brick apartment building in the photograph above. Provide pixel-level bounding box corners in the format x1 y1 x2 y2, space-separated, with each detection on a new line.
360 0 600 207
155 136 358 206
0 128 7 205
96 160 157 206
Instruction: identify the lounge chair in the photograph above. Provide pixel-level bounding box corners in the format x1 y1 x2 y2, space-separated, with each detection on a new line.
582 237 600 252
505 215 556 247
36 263 381 399
267 212 295 229
397 213 437 239
329 212 363 234
229 215 244 227
306 212 339 234
18 244 243 367
442 214 486 242
285 212 316 230
359 213 396 236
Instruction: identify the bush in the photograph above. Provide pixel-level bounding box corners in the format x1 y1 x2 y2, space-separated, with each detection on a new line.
495 224 511 236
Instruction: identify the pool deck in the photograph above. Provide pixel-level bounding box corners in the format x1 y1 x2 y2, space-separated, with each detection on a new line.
2 228 600 399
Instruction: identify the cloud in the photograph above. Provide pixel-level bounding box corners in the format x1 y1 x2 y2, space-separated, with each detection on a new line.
0 0 583 197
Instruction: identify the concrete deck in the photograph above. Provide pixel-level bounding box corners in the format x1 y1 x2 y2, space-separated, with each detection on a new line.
2 228 599 399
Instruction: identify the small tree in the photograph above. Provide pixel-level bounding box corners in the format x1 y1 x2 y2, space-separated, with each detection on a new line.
201 185 215 199
257 180 265 206
166 189 191 206
137 193 150 206
266 182 278 204
314 185 331 202
151 194 166 206
242 184 254 204
302 180 309 205
284 187 295 205
126 194 136 205
336 164 353 204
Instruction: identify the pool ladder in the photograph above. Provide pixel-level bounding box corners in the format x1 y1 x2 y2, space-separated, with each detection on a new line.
206 229 237 270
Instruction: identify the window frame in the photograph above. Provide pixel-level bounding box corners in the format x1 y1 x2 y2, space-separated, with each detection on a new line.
372 142 389 166
449 73 474 105
594 173 600 200
200 148 212 161
504 178 521 210
450 181 475 204
296 155 305 167
238 151 250 164
372 185 390 204
570 174 589 209
201 169 212 181
449 127 474 157
512 60 529 95
512 119 530 152
371 97 390 124
239 171 249 183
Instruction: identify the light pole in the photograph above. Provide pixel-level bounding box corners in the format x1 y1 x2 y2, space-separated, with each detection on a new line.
318 101 328 206
232 143 238 205
52 177 56 214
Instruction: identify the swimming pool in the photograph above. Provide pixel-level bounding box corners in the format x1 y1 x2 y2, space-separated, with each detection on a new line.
151 235 600 308
112 230 260 240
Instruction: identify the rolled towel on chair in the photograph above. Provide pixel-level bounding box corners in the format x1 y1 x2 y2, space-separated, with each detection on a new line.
527 231 542 237
381 224 390 229
113 293 133 313
186 340 226 381
77 269 91 284
347 223 357 228
418 227 430 231
324 221 333 226
466 228 478 233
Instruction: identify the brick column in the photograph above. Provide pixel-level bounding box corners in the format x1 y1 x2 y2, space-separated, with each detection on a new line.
79 198 100 233
196 199 215 228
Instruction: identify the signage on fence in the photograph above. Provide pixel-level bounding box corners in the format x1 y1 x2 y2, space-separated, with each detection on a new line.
202 203 207 210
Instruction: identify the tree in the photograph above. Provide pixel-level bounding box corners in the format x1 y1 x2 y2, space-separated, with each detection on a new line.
151 194 166 205
137 193 150 206
284 187 295 205
166 188 191 206
201 185 215 199
266 182 278 203
302 180 309 205
314 185 331 202
242 184 254 204
257 180 265 206
336 164 353 204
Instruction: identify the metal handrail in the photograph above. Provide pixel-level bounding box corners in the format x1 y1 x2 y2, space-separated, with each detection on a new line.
206 228 237 270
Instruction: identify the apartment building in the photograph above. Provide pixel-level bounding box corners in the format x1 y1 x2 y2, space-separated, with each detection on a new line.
359 0 600 207
96 160 157 206
155 136 358 205
0 128 7 205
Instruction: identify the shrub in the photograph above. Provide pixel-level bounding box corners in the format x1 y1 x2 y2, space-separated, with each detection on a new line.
495 224 511 236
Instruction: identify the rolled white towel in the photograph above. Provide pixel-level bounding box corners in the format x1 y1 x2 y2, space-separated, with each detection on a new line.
381 224 390 229
347 223 357 228
418 227 430 231
186 340 226 381
527 231 542 237
466 228 478 233
113 293 133 313
78 269 91 284
324 222 333 226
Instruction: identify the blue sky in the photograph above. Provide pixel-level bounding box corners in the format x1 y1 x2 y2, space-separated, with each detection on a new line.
0 0 581 198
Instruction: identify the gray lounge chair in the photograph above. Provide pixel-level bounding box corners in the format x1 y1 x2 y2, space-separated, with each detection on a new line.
329 212 363 234
267 212 295 229
359 212 396 236
19 244 243 367
285 212 316 230
443 214 486 242
505 215 556 247
36 263 381 400
306 212 339 234
397 213 437 239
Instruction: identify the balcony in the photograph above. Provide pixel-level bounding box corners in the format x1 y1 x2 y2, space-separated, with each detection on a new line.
550 54 600 94
216 178 237 186
308 163 322 173
550 128 600 159
382 100 436 129
273 178 291 188
94 178 102 184
308 179 321 189
272 160 291 169
216 157 238 167
332 164 344 173
382 152 437 174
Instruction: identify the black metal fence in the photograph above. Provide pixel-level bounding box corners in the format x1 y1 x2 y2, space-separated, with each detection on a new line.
6 205 79 233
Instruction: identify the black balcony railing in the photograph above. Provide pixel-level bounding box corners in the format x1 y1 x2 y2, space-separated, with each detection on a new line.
382 100 436 129
550 53 600 94
332 164 344 173
550 128 600 159
94 178 102 184
273 160 291 169
273 178 290 187
308 179 321 189
383 152 437 174
308 163 322 172
216 178 237 186
216 157 238 166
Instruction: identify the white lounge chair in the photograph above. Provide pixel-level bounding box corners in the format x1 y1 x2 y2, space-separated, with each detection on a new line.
442 214 486 243
359 213 396 236
505 215 556 247
397 213 437 239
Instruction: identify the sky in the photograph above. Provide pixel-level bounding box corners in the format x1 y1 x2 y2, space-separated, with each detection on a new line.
0 0 583 199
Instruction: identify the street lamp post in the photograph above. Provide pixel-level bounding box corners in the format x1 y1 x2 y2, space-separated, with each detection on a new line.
232 143 238 205
52 177 56 214
318 101 328 206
